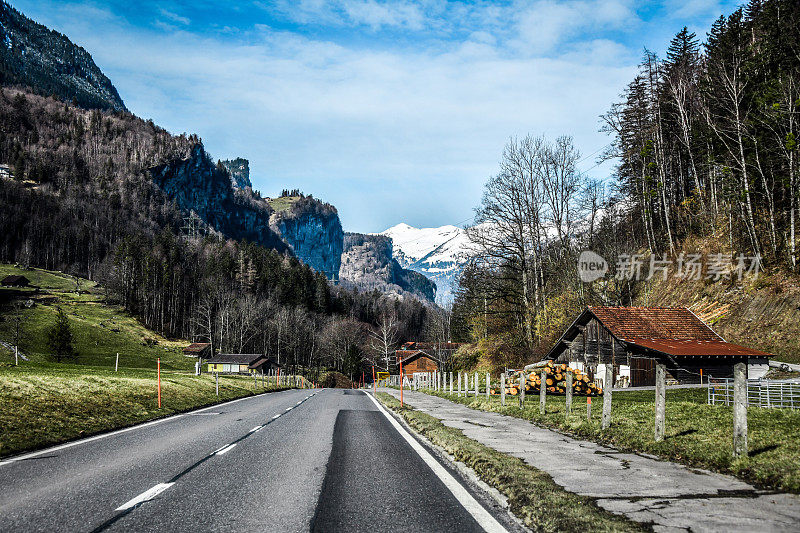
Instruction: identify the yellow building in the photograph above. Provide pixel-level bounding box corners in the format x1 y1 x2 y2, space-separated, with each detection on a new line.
207 354 280 374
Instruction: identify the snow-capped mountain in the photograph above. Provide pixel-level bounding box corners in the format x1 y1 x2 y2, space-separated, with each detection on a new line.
375 223 473 304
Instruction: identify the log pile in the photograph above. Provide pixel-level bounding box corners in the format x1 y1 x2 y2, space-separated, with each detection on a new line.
504 362 602 396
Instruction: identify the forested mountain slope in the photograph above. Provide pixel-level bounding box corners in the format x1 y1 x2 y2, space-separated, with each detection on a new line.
453 0 800 367
0 1 126 112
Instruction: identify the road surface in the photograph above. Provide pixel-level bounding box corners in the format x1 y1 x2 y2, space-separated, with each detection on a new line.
0 388 516 532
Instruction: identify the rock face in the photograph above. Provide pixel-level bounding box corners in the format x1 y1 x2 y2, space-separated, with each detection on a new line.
269 197 343 278
339 232 436 302
0 2 126 112
150 144 288 252
220 158 251 189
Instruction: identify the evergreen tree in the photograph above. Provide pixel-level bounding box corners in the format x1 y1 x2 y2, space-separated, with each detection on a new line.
47 307 76 362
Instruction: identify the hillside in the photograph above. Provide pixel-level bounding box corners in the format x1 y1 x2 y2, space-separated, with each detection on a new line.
637 265 800 365
0 1 126 112
0 264 191 370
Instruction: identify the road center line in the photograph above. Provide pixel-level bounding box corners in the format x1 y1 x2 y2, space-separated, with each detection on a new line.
115 483 175 511
215 443 237 456
363 391 508 533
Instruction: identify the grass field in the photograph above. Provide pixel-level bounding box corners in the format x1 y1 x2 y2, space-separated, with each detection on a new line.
0 363 291 458
267 195 300 213
377 393 642 532
0 264 191 370
424 387 800 493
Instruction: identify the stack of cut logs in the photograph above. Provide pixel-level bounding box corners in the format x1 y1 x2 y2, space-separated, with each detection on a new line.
504 361 602 396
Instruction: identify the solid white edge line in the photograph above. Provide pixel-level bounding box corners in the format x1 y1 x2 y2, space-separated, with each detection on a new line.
0 388 303 467
363 391 508 533
215 443 237 456
115 483 174 511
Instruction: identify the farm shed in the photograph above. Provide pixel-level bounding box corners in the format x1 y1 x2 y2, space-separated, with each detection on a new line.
182 342 211 358
396 350 439 377
207 354 268 374
1 275 31 287
544 306 770 386
246 356 281 374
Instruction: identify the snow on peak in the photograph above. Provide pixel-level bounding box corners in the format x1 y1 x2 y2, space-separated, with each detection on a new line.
371 222 474 304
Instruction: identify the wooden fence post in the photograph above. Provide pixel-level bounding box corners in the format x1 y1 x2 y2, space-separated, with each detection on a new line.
501 373 506 406
733 362 748 457
602 365 613 429
655 364 666 442
519 372 525 408
540 369 547 415
486 372 490 397
565 371 573 417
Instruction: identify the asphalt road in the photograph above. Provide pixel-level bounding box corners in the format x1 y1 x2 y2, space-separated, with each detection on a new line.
0 388 515 532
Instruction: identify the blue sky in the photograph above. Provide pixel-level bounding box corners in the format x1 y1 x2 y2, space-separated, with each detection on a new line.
14 0 740 233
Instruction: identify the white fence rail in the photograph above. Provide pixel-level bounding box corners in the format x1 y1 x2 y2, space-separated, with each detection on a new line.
708 378 800 410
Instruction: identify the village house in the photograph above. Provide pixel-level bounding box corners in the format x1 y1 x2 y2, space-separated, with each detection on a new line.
545 306 770 387
182 342 212 358
393 341 464 378
207 354 281 374
1 275 31 288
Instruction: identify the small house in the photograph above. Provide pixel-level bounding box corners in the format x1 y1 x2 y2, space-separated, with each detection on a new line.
1 275 31 288
396 350 439 377
183 342 212 358
246 356 282 374
207 354 264 374
544 306 770 386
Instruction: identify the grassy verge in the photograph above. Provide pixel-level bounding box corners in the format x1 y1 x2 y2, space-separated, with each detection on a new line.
419 387 800 493
0 363 292 458
376 392 644 533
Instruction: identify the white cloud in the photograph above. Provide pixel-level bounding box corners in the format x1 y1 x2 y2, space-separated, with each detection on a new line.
159 9 190 26
16 0 638 231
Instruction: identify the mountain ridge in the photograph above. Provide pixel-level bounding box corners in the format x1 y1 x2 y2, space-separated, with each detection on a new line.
377 223 472 304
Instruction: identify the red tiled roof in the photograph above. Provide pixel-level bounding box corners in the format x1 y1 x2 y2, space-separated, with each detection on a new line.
628 338 770 357
589 306 721 341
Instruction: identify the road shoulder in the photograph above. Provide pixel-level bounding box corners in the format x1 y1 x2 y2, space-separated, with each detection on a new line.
382 389 800 532
375 391 643 532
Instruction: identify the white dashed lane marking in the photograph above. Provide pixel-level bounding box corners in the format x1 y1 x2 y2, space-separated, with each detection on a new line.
115 483 175 511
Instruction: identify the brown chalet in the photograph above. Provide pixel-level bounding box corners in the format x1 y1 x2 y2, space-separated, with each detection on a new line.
394 341 464 376
545 306 770 387
396 350 439 375
183 342 212 358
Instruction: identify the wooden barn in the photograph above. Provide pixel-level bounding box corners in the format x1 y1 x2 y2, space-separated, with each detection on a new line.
544 306 770 386
395 350 439 376
183 342 212 358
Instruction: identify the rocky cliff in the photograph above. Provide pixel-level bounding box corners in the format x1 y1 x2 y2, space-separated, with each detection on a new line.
220 158 251 189
339 232 436 301
150 143 288 252
269 196 343 278
0 1 126 112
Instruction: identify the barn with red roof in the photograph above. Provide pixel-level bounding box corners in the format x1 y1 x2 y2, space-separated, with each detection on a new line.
545 306 770 387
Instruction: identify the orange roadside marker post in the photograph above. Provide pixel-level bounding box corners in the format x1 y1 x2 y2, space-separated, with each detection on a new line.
372 366 376 395
157 358 162 408
400 358 404 407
